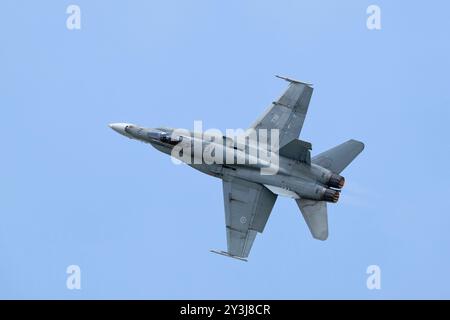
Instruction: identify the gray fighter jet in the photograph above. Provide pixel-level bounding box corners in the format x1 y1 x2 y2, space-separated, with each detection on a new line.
109 76 364 261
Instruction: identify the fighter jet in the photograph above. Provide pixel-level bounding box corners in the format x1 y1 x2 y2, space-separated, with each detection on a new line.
109 76 364 261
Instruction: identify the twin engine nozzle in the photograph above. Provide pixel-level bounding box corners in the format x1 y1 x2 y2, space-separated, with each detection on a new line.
323 173 345 203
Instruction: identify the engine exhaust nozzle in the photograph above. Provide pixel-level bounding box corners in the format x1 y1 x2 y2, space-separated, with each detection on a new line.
323 188 340 203
328 173 345 189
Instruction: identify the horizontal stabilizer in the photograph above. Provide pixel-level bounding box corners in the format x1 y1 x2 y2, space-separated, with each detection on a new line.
296 199 328 240
312 139 364 174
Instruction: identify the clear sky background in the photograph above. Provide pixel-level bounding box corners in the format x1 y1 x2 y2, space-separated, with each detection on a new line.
1 1 449 299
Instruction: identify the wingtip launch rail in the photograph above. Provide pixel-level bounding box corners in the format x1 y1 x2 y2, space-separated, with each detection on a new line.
275 75 313 87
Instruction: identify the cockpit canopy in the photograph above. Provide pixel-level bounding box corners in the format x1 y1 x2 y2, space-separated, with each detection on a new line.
147 130 183 145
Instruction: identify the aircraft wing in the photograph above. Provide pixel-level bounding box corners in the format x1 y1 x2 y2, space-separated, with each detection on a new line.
250 76 313 148
218 176 277 259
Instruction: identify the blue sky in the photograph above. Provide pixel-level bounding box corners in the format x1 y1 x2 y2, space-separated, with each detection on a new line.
1 1 449 299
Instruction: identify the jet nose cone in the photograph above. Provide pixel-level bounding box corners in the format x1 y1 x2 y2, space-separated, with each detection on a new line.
109 123 136 139
109 123 129 134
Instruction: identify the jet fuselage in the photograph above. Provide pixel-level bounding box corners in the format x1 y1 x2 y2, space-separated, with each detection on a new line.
109 123 343 203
